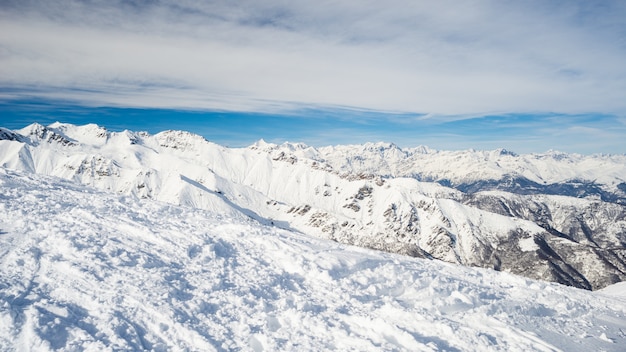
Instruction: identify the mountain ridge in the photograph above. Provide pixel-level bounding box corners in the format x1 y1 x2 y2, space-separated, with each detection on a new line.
1 122 625 290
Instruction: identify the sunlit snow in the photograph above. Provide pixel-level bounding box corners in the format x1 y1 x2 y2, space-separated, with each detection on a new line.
1 122 626 291
1 169 625 351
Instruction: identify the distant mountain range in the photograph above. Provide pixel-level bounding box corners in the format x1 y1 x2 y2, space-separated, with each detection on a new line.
2 122 625 290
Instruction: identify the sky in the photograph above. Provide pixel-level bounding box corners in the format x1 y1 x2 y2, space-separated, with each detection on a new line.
1 0 626 154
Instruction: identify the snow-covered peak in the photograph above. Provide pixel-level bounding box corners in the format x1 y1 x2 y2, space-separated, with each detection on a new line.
15 122 109 147
250 138 274 147
249 138 280 152
17 122 47 137
16 122 77 147
362 141 399 151
320 141 402 154
154 129 210 151
50 122 110 146
280 141 311 152
542 149 571 158
492 148 518 157
406 145 435 154
249 140 319 160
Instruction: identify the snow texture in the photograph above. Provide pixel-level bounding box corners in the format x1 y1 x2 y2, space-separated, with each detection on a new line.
1 169 626 351
1 123 626 291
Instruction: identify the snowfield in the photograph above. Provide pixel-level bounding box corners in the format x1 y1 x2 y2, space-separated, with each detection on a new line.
1 168 625 351
2 122 626 290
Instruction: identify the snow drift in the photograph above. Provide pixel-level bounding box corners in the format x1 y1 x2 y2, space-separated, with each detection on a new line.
1 168 625 351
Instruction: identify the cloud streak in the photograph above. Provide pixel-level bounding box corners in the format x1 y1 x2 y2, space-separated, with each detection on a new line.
1 0 626 118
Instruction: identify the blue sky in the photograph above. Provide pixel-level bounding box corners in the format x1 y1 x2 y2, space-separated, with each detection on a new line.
1 1 626 153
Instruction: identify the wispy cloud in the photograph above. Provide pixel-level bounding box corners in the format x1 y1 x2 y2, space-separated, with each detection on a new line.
1 0 625 118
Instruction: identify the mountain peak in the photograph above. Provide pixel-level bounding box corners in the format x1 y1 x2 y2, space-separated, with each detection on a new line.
16 122 77 147
491 148 519 157
17 122 47 137
362 141 400 151
409 145 434 154
250 138 278 150
280 141 311 152
155 130 209 150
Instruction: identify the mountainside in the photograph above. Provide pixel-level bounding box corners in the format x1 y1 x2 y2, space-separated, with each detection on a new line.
313 142 626 203
1 168 626 351
1 122 626 290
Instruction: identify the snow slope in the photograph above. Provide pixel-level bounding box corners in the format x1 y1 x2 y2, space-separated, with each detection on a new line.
1 168 626 351
1 122 625 290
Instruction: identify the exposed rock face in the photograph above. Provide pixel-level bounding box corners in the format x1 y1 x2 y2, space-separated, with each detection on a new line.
462 192 626 289
2 122 625 290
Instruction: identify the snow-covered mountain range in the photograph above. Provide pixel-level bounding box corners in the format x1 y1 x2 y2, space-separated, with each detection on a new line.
2 168 626 350
1 122 626 290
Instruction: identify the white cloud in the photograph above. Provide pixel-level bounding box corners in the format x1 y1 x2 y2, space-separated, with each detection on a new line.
1 0 626 116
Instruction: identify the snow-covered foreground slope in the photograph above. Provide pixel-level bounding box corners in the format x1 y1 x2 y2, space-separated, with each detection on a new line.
1 169 626 351
1 122 625 290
